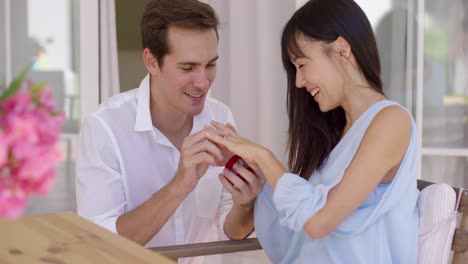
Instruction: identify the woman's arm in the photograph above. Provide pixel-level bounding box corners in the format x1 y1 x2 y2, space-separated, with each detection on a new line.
302 106 412 238
207 106 412 239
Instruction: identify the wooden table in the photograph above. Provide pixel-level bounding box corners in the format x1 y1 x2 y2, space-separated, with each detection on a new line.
0 212 175 263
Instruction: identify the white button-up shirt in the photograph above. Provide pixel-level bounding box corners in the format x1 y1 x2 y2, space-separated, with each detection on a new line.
75 75 234 263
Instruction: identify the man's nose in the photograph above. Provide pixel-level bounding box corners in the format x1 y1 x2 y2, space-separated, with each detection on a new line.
193 70 210 90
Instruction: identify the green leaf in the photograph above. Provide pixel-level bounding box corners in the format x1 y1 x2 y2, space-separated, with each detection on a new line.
31 82 47 94
0 64 33 101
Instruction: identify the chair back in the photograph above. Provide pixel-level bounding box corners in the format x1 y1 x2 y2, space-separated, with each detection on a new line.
417 180 468 264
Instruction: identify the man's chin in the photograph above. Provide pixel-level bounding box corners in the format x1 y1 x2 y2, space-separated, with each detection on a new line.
188 105 204 117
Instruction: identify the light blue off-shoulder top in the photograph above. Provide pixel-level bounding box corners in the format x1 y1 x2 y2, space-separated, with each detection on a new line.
254 100 419 263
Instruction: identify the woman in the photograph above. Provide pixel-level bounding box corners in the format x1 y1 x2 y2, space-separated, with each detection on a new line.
207 0 419 263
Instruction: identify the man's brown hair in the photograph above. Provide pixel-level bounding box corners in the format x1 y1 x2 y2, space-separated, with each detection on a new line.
141 0 220 67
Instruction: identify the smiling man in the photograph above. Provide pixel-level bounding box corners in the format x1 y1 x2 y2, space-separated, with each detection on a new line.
75 1 263 263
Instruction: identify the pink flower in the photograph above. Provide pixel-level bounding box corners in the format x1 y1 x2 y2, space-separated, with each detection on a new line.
1 90 32 114
0 131 8 167
37 86 55 111
0 66 64 219
4 114 39 146
16 147 62 182
32 169 57 196
0 179 29 218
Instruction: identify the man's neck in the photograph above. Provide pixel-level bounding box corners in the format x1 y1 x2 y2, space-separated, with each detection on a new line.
149 93 193 150
151 103 193 138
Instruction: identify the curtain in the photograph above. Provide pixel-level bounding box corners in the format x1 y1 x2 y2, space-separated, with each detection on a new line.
99 0 120 101
206 0 296 164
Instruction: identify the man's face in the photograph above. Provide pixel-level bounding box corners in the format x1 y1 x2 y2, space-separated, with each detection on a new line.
151 26 218 117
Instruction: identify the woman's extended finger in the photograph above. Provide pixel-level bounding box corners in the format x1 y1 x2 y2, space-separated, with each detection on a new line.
203 124 229 137
206 131 244 160
205 130 231 148
226 122 237 133
210 120 236 136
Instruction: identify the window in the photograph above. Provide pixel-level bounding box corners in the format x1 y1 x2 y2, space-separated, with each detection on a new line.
358 0 468 187
1 0 81 214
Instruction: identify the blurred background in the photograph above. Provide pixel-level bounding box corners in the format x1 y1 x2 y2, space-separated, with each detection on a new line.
0 0 466 263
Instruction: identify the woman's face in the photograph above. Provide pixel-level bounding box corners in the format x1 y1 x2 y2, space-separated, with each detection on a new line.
290 34 345 112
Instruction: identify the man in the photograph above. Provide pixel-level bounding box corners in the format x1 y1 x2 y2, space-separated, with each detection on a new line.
75 0 263 263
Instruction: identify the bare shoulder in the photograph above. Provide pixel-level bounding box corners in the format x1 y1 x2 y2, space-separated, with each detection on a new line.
344 105 413 187
369 105 412 137
357 104 413 164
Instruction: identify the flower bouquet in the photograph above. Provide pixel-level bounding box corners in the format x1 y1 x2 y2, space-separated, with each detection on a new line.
0 66 64 218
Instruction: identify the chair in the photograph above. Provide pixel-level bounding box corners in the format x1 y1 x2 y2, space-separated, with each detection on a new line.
150 180 468 263
417 180 468 263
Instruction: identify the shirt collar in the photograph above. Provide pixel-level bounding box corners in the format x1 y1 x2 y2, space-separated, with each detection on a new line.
134 74 153 132
134 74 210 133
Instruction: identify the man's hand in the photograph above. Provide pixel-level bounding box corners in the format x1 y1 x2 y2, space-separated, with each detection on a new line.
208 121 265 205
220 155 266 240
220 162 266 208
173 127 228 193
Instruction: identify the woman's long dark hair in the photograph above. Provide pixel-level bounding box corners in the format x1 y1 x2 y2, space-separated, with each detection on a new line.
282 0 384 179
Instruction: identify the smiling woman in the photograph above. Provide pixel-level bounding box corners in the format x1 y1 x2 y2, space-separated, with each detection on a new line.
203 0 419 263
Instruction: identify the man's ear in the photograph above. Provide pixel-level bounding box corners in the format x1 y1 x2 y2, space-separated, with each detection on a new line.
143 48 160 75
334 36 351 61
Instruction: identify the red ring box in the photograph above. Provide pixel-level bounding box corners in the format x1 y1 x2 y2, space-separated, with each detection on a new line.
224 155 253 182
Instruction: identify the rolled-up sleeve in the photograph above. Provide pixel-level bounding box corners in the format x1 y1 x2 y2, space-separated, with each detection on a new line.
273 173 329 231
75 115 127 234
216 186 233 240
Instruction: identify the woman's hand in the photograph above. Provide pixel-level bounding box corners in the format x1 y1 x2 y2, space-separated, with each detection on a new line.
207 121 288 189
208 122 237 166
207 121 267 168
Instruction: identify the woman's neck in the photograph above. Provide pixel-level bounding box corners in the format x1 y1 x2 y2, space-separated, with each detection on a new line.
341 87 386 127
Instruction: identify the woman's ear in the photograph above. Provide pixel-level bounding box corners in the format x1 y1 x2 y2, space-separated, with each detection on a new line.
334 36 351 62
143 48 160 75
